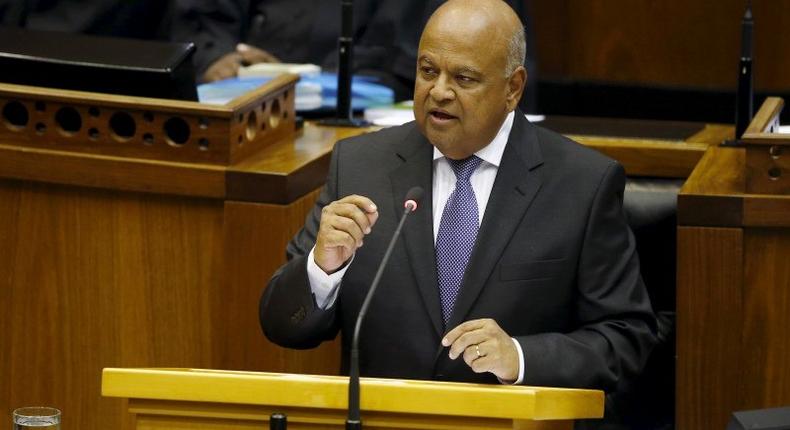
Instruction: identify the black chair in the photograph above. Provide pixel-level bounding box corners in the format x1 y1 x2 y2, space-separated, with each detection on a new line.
621 177 683 430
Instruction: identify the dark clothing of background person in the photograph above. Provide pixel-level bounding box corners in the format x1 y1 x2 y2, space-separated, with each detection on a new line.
0 0 171 39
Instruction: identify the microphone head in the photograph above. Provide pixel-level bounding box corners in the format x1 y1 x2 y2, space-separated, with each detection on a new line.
404 186 424 212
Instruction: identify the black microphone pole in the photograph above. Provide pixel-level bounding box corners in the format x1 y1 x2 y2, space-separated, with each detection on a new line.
735 0 754 139
320 0 370 128
725 0 754 146
346 187 424 430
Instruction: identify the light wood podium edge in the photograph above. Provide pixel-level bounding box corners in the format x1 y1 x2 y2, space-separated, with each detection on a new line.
101 368 604 421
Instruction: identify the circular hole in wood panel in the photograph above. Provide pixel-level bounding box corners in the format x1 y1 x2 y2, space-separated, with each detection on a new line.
55 106 82 136
88 106 100 117
109 112 136 141
269 98 281 129
164 117 190 146
768 167 782 181
35 122 46 134
143 133 154 145
143 111 154 122
2 101 29 130
769 145 783 159
199 138 209 151
88 128 100 140
246 110 258 141
35 101 46 112
198 117 209 130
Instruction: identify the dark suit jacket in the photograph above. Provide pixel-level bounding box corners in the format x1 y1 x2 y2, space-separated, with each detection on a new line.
260 112 657 393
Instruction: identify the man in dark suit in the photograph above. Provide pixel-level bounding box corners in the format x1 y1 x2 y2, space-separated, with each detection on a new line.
261 0 656 396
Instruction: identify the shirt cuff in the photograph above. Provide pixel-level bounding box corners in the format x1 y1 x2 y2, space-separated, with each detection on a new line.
502 337 525 385
306 246 352 309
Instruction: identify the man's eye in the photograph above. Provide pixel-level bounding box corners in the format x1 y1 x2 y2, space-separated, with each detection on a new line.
457 75 474 83
421 67 436 75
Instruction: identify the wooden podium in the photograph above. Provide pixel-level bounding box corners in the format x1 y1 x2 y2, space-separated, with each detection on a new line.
102 368 604 430
0 78 368 430
677 97 790 430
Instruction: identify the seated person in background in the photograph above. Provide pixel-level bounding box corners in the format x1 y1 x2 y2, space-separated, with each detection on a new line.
0 0 170 39
170 0 424 100
170 0 529 102
259 0 657 425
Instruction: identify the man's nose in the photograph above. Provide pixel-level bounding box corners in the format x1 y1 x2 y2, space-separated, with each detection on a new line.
429 75 455 102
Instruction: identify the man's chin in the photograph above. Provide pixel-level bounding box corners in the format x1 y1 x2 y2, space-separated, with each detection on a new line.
426 135 457 156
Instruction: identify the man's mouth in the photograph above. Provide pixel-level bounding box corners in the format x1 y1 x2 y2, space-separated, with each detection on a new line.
429 109 458 122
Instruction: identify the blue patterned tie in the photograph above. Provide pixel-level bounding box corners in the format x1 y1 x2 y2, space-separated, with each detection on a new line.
436 156 483 325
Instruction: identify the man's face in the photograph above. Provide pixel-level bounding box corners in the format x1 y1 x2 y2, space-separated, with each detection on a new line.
413 19 522 160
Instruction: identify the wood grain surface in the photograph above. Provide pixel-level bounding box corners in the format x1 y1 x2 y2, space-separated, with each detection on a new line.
532 1 790 91
741 229 790 408
676 226 744 430
0 181 225 429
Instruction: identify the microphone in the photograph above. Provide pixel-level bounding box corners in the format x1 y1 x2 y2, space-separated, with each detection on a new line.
346 186 424 430
319 0 370 128
725 0 754 146
735 0 754 139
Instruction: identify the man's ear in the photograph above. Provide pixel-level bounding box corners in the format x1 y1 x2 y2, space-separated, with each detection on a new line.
506 66 527 111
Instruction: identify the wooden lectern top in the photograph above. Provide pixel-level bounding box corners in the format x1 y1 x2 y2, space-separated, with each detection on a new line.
102 368 603 429
679 97 790 227
0 76 370 204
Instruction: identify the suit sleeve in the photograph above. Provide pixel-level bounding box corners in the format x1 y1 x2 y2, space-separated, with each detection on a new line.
518 161 658 392
258 141 344 349
169 0 247 77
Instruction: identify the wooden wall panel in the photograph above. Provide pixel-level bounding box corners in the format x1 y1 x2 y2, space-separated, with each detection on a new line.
220 192 341 375
741 228 790 408
676 226 743 430
0 180 225 430
532 1 790 91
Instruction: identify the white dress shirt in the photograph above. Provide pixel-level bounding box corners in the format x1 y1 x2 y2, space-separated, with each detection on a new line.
305 110 524 384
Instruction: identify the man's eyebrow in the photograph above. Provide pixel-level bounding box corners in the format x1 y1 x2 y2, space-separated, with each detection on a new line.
456 66 482 76
418 56 434 64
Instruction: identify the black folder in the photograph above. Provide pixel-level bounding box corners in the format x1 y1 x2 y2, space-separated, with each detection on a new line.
0 26 198 101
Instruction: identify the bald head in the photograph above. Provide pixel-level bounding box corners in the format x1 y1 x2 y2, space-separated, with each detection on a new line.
413 0 528 159
423 0 526 77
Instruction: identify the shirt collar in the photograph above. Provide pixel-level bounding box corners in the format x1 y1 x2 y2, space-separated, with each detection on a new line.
432 110 515 167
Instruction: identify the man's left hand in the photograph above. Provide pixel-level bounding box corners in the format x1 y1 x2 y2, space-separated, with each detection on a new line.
442 318 520 383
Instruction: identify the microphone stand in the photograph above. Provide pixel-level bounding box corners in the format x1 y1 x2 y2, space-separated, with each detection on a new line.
346 192 421 429
723 0 754 146
320 0 370 128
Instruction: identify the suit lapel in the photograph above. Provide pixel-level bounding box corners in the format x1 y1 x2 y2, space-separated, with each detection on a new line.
388 128 444 336
445 114 546 331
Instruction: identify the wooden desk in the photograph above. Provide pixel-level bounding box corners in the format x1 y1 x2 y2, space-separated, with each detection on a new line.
0 81 366 430
676 99 790 430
